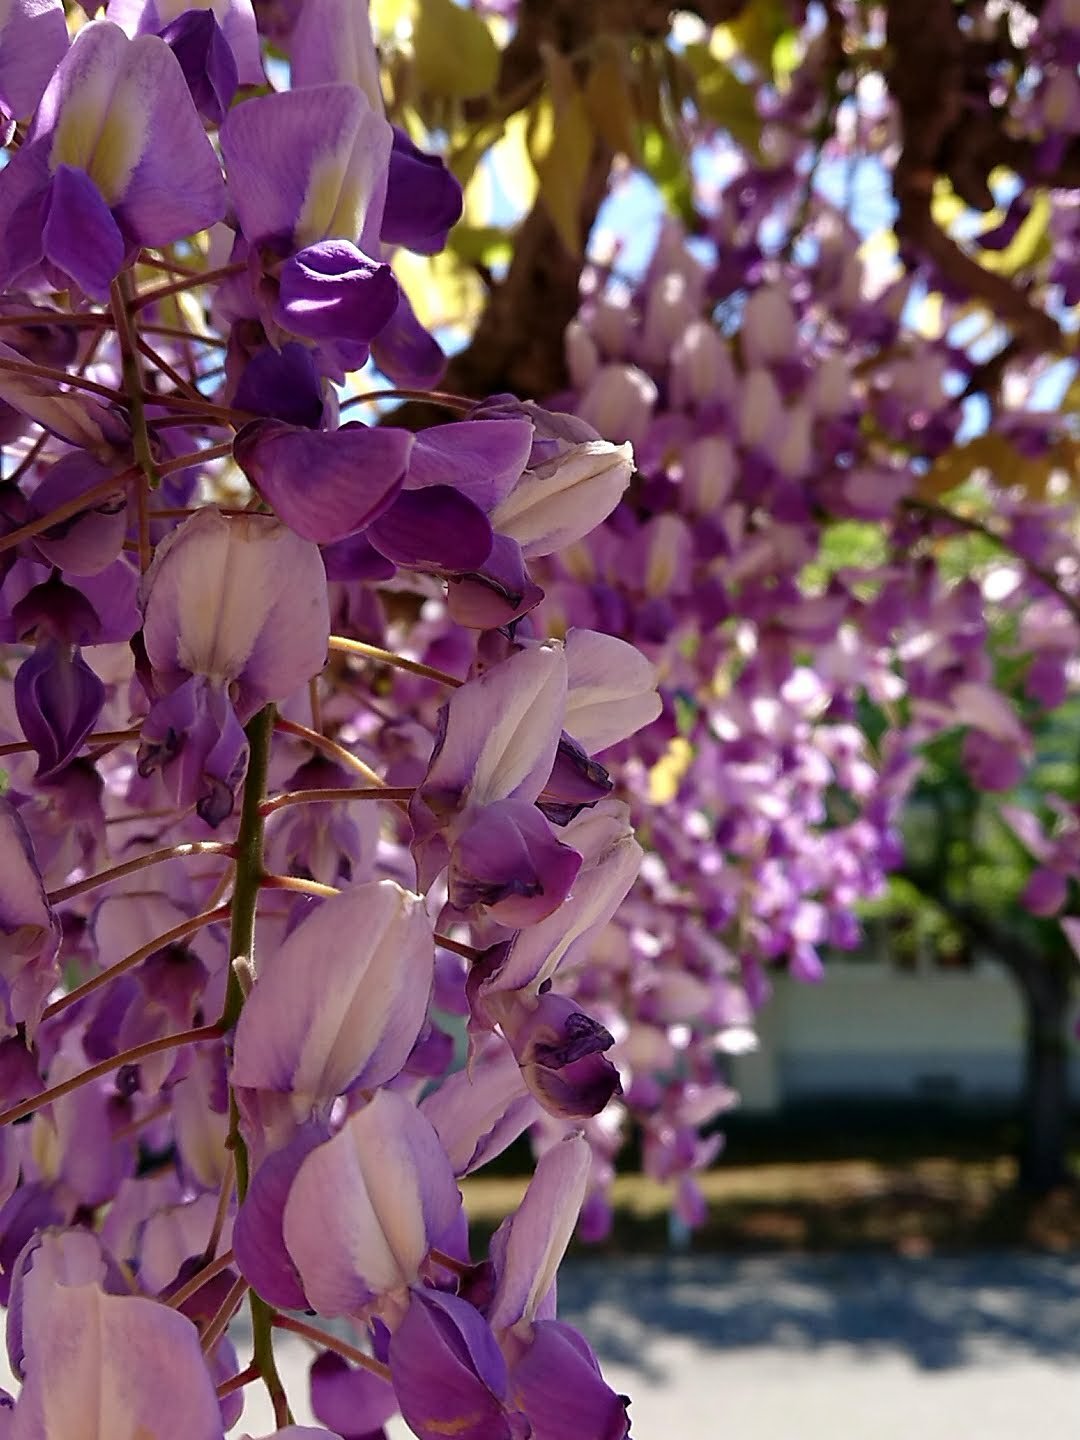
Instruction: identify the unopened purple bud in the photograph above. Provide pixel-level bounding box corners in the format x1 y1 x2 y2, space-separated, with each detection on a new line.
160 8 238 124
15 640 106 781
382 127 464 255
276 239 399 343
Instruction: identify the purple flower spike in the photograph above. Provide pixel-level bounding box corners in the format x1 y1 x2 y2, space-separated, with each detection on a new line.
366 486 493 573
450 799 582 928
511 1320 630 1440
382 128 464 256
137 674 249 826
290 0 383 104
488 1132 591 1337
0 22 226 298
0 0 68 127
390 1288 521 1440
106 0 265 84
14 641 106 782
492 440 634 558
233 420 414 545
159 8 239 124
29 453 129 576
445 534 545 630
41 164 127 302
276 239 399 344
232 342 329 429
421 1036 538 1177
370 289 447 389
486 990 621 1120
282 1090 462 1316
404 419 534 510
233 1122 329 1310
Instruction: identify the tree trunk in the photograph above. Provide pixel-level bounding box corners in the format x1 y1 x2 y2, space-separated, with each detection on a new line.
1014 959 1072 1195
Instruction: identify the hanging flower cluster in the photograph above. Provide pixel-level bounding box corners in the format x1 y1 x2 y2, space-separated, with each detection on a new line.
0 2 654 1434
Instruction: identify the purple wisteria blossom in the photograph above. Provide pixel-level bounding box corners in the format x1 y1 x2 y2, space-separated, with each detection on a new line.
0 20 225 299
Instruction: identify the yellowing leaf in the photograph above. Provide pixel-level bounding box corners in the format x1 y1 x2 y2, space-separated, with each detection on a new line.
393 248 483 335
683 43 762 157
714 0 791 75
528 48 593 256
584 38 640 160
371 0 416 36
489 109 539 213
413 0 499 100
649 738 693 805
930 177 966 231
917 435 1018 501
976 192 1052 278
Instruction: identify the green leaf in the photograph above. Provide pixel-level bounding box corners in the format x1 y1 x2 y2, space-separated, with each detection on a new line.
528 48 593 256
447 223 513 269
413 0 499 100
638 123 695 227
682 43 762 157
583 38 640 160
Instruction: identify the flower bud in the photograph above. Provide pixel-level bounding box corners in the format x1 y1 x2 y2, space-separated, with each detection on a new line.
576 364 656 451
669 320 737 409
492 440 633 558
741 286 797 367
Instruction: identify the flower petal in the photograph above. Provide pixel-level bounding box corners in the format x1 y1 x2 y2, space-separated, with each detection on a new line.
233 420 413 545
282 1091 461 1314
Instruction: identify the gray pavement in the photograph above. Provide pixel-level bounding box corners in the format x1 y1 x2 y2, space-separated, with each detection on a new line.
232 1253 1080 1438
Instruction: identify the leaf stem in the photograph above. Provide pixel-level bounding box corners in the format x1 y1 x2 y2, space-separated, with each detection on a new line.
260 785 413 817
329 634 463 687
47 841 234 906
271 1314 392 1383
0 1023 223 1127
42 905 230 1022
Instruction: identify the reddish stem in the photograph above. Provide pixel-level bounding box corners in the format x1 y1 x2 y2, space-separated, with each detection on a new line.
0 1023 224 1128
271 1314 392 1382
42 905 231 1022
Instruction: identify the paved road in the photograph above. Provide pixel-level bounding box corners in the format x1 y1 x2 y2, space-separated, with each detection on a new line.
233 1253 1080 1438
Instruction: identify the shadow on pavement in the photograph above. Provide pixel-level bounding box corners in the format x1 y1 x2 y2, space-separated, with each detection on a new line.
556 1253 1080 1381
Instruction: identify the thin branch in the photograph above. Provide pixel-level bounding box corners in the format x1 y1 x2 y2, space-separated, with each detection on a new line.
47 841 234 906
271 1314 392 1383
199 1274 249 1355
166 1249 237 1311
260 786 413 817
0 1023 224 1128
42 905 231 1022
273 717 386 787
329 635 463 688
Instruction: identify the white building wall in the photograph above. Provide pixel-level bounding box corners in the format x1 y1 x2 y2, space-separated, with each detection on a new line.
729 962 1080 1114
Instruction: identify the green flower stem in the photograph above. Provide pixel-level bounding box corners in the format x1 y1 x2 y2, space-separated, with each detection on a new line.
220 705 294 1428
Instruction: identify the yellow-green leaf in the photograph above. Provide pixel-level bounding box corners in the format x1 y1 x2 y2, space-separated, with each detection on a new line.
413 0 499 100
584 38 639 160
528 48 593 256
976 192 1052 278
683 43 762 157
714 0 791 76
917 435 1018 501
